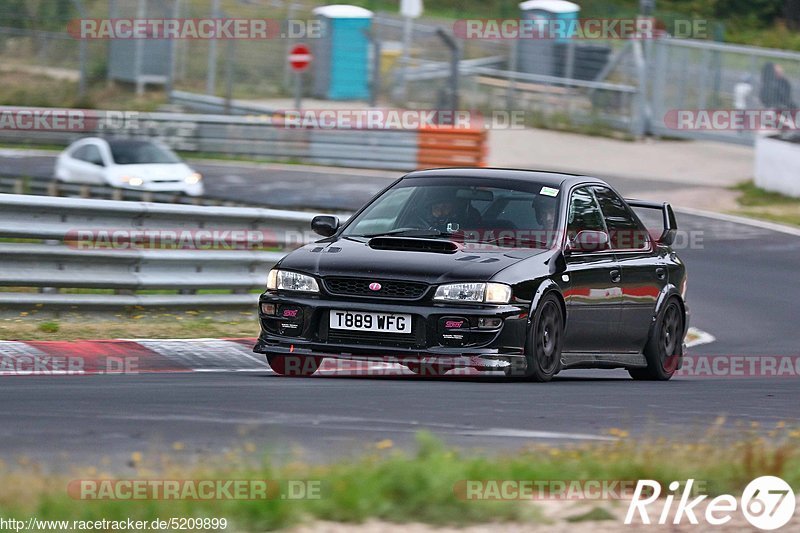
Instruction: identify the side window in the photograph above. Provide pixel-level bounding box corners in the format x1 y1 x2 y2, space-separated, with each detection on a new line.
71 145 89 161
592 187 650 250
83 145 105 166
567 187 606 240
72 145 104 166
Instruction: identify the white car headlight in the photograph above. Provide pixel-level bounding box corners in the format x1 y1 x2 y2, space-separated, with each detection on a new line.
185 172 202 184
433 282 511 304
266 269 319 293
121 176 144 186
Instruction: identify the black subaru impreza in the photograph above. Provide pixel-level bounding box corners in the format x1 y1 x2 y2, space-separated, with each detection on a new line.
254 168 688 381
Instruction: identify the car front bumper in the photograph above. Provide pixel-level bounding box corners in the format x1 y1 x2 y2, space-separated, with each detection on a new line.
253 291 530 369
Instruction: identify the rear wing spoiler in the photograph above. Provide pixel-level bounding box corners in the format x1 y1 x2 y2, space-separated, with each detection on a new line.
625 199 678 246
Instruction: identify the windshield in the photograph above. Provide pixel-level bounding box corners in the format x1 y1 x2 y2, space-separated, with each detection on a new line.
108 140 183 165
343 176 562 249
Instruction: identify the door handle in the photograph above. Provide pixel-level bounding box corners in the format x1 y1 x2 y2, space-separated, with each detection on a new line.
656 267 666 280
610 269 621 283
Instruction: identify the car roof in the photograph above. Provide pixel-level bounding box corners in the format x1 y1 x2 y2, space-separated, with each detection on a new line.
401 167 607 189
106 139 158 147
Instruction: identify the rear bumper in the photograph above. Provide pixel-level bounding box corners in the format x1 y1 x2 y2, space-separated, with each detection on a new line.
253 291 530 368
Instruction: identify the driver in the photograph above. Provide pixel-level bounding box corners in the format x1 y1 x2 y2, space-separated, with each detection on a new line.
423 196 478 232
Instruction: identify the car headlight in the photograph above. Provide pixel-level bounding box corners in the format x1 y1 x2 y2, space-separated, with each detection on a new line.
185 172 202 184
433 282 511 304
121 176 143 186
266 269 319 293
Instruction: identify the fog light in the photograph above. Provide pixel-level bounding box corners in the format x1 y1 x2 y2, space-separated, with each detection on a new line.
261 303 276 315
477 317 502 329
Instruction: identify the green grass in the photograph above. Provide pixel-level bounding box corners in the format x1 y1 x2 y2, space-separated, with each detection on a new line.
0 430 798 530
731 181 800 227
36 321 59 334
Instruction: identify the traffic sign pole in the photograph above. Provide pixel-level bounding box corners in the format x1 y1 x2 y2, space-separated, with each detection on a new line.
294 70 302 110
288 44 312 111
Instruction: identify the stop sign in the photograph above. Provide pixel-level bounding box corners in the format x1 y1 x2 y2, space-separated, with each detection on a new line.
289 44 312 72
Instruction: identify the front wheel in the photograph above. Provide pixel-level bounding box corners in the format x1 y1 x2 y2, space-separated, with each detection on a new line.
629 298 684 381
505 293 563 382
267 354 323 377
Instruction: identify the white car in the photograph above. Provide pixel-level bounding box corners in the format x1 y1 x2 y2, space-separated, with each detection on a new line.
55 137 204 196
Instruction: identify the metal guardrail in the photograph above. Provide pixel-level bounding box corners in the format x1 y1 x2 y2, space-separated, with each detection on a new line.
0 174 257 208
169 91 283 116
0 193 326 310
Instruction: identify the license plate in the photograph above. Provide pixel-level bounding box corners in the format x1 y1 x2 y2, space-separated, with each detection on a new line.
329 310 412 333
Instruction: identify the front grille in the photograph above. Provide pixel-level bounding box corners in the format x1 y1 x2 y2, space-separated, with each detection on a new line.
327 330 419 349
323 277 427 300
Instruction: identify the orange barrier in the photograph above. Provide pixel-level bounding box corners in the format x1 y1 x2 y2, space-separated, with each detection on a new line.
417 126 487 169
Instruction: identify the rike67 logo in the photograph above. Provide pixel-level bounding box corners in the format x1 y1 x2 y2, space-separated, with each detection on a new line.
626 476 796 530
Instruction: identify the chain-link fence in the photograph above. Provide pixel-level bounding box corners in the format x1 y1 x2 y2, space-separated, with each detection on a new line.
649 38 800 144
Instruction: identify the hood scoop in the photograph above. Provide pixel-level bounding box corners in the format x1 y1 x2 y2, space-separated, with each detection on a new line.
368 237 458 254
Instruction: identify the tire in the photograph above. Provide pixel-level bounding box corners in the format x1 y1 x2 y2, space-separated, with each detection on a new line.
267 354 323 377
505 293 563 382
629 297 684 381
406 362 453 376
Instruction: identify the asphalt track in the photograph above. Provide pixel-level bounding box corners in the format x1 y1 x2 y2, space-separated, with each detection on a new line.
0 150 692 211
1 153 799 467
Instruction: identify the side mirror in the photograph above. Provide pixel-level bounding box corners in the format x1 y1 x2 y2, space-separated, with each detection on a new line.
311 215 339 237
567 230 610 253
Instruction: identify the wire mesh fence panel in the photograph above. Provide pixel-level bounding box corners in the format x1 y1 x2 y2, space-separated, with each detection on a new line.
650 38 800 144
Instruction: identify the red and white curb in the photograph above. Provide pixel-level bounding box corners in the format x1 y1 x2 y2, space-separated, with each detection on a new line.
0 329 715 376
0 338 396 376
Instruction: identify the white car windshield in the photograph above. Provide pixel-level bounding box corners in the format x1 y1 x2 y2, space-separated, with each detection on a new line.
108 140 183 165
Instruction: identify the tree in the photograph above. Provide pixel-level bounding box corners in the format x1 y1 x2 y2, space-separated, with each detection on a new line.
786 0 800 30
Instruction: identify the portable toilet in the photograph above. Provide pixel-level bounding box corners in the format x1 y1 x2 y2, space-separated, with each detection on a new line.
312 5 373 100
518 0 580 77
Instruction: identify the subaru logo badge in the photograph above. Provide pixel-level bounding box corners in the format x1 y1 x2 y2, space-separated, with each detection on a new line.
369 282 382 291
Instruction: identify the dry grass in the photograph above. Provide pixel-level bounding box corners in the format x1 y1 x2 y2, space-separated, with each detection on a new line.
0 311 258 341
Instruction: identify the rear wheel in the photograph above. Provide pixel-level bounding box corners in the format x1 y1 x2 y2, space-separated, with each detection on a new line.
629 298 684 381
267 355 323 377
505 293 563 382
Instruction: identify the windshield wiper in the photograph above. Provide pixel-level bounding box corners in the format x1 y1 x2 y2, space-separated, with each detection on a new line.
358 229 452 239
